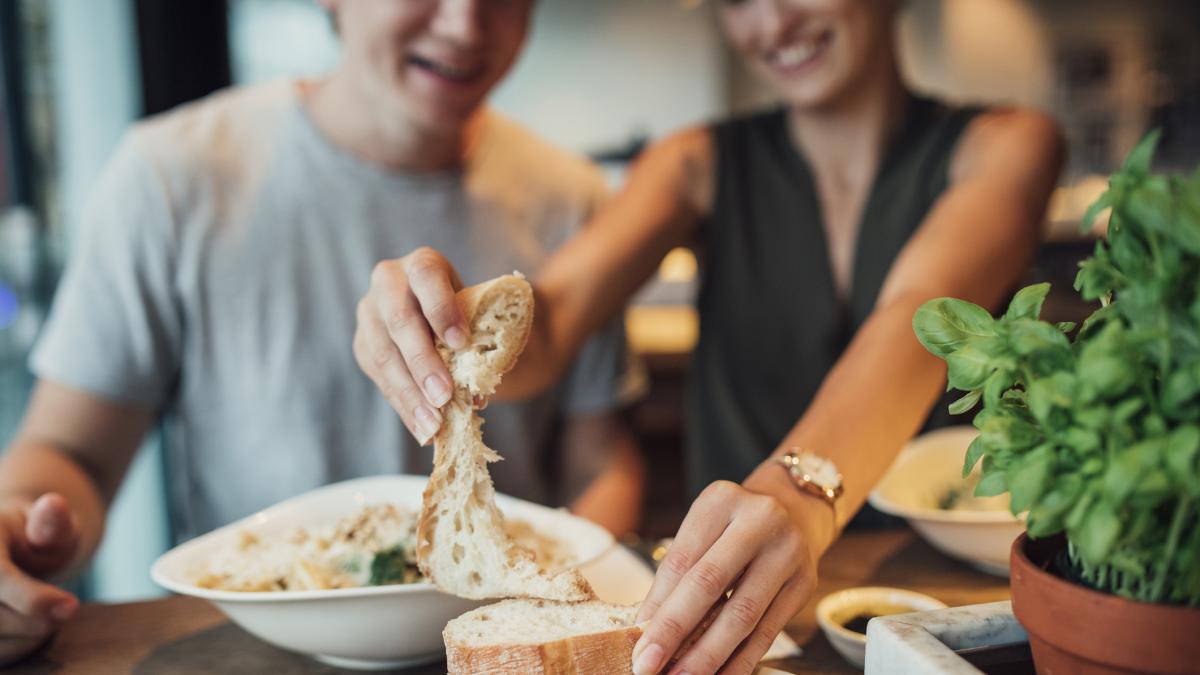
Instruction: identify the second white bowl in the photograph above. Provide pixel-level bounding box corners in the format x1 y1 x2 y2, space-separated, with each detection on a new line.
868 426 1025 576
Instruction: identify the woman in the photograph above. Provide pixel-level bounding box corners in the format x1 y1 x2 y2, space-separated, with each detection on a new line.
354 0 1063 673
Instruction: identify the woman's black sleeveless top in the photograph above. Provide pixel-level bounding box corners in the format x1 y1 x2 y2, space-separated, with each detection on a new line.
686 95 981 496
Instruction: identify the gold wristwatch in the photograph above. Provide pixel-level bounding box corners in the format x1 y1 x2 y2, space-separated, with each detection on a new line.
775 450 844 529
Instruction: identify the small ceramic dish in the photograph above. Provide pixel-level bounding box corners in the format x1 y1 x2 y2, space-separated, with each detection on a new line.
815 586 948 669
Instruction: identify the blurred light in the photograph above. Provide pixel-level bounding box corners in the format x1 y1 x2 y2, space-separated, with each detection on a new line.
0 283 18 330
658 247 698 283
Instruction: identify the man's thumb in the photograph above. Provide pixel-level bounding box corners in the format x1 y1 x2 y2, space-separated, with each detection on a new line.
25 494 77 551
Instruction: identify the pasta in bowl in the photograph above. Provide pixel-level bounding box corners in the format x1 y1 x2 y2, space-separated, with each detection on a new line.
151 475 614 669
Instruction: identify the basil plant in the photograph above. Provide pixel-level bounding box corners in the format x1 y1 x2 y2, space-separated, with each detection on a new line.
913 132 1200 606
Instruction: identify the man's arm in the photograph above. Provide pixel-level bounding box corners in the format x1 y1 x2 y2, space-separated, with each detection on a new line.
0 380 153 575
561 411 645 538
0 380 151 663
355 128 712 441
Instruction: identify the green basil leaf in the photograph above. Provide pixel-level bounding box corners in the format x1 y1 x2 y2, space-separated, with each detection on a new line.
1162 369 1200 419
974 470 1009 497
1060 426 1101 454
948 389 982 416
1076 503 1121 566
1009 445 1055 514
1008 319 1070 356
946 344 994 391
913 299 997 358
1120 128 1160 178
1078 353 1136 399
981 415 1041 451
962 434 989 478
1027 372 1075 423
983 369 1015 409
1005 283 1051 321
1166 424 1200 494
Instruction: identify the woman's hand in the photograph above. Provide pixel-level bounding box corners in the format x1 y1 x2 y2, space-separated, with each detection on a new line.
632 474 834 675
353 248 469 444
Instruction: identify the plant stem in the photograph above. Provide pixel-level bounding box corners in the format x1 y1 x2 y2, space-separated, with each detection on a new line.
1152 496 1193 603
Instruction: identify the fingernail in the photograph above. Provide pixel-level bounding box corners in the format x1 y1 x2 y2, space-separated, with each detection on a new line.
415 405 442 443
445 326 468 350
51 600 76 621
424 374 452 407
632 642 664 675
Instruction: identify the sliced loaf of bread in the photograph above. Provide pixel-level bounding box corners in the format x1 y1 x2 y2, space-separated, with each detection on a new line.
416 274 596 602
444 598 641 675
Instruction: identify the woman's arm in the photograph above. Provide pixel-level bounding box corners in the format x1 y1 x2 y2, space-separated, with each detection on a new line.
354 129 712 442
631 109 1066 675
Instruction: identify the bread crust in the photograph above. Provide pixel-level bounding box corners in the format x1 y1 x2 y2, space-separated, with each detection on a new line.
446 623 642 674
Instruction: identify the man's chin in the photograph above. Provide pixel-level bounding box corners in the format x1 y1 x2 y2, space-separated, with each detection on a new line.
405 99 484 134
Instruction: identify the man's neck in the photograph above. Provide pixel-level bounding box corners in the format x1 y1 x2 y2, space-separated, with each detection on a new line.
786 50 909 189
304 68 483 172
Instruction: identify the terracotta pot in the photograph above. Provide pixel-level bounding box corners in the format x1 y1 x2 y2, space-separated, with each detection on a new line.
1010 533 1200 674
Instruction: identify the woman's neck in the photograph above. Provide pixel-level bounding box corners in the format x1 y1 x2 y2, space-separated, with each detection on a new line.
786 54 909 190
303 67 483 172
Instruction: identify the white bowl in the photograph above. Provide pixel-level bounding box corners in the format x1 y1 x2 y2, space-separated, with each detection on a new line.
868 426 1025 576
151 475 615 670
816 586 947 669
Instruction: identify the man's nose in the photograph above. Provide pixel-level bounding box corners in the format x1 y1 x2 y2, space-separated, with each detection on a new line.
430 0 483 46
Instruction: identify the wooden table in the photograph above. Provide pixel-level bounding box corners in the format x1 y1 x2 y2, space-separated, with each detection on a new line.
10 529 1010 675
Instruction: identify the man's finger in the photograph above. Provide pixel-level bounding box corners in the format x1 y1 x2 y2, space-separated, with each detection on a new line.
0 557 77 620
25 494 77 552
404 248 468 349
0 605 53 639
354 304 441 443
374 272 455 410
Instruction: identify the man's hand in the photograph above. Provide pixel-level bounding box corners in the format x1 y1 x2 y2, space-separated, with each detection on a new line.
353 248 469 444
0 493 81 665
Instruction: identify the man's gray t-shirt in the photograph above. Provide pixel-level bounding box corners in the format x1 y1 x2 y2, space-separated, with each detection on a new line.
31 81 641 542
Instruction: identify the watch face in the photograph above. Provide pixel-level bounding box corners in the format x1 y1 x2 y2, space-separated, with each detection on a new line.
796 452 840 489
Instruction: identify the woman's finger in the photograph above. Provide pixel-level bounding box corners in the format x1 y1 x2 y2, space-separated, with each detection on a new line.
633 491 770 675
353 301 441 443
636 481 741 624
665 525 802 674
717 571 815 675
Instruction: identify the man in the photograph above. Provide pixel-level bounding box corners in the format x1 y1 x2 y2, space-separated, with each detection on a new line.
0 0 644 663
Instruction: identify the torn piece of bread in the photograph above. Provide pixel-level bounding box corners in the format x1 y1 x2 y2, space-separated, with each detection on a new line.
416 274 596 602
444 599 641 675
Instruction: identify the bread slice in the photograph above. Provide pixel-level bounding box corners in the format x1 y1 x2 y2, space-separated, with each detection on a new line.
444 599 641 675
416 274 596 602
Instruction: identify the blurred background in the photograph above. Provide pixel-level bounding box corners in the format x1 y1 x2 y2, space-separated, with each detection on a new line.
1 0 1198 602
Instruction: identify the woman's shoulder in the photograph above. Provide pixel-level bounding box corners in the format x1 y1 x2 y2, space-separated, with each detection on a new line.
951 106 1065 183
